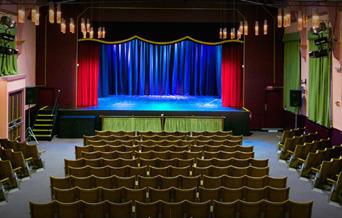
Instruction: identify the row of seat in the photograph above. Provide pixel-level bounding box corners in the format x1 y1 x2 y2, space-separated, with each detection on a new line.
0 139 43 169
30 199 313 218
85 138 243 147
65 157 268 175
50 175 287 191
0 147 30 178
278 132 319 160
279 128 305 144
79 150 254 160
278 128 342 204
67 165 269 178
288 139 332 169
52 186 290 203
0 160 19 190
95 130 234 137
75 144 253 158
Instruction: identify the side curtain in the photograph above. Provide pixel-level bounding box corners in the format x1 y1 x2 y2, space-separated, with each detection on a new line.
308 33 331 127
221 43 243 108
0 24 17 76
283 33 301 113
99 39 222 97
77 42 99 107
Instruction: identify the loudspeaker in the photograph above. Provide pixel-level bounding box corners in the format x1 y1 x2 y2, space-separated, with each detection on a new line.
26 87 38 105
290 90 302 107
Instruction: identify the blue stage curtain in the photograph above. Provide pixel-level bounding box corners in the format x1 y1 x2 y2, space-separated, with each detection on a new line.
99 39 222 97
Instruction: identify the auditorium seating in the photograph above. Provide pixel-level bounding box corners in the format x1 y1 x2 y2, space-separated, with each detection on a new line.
30 130 313 218
278 128 342 204
278 128 305 144
30 199 313 218
0 147 29 178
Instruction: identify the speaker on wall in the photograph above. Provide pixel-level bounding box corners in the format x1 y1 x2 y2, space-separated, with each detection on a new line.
290 90 302 107
26 87 38 105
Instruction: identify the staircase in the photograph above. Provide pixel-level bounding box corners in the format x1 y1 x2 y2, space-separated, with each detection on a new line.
32 106 57 141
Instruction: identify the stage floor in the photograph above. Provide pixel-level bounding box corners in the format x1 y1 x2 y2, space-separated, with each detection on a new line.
83 95 241 112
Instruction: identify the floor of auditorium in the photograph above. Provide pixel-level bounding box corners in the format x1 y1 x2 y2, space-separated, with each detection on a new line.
0 131 341 218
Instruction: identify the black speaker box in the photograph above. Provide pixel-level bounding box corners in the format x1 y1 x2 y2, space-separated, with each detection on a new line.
290 90 302 107
26 87 38 105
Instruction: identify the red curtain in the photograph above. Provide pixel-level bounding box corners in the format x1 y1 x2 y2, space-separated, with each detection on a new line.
77 42 99 107
221 44 243 108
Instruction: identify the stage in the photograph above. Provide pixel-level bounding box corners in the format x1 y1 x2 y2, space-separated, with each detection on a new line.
58 95 250 136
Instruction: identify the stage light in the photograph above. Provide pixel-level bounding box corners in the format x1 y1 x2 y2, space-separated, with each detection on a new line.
237 30 242 40
284 9 291 27
60 18 66 34
69 18 75 33
86 19 91 32
35 10 40 26
102 27 106 38
18 6 25 24
219 27 223 39
89 27 94 38
82 31 87 38
0 16 16 29
243 20 248 35
230 28 235 39
81 18 86 32
312 11 320 30
263 19 268 35
97 27 102 38
254 21 259 36
56 4 62 24
223 28 227 39
277 8 283 28
49 3 55 24
297 10 303 31
0 33 15 41
31 7 37 23
238 21 243 34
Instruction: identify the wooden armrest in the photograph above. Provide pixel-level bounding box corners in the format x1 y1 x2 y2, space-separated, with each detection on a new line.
0 178 9 183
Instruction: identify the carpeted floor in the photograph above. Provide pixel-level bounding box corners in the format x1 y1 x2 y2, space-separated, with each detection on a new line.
0 131 341 218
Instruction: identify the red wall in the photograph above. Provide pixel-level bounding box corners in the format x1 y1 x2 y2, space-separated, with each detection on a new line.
36 5 284 129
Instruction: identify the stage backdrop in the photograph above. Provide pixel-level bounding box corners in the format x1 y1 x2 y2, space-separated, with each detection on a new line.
77 39 242 108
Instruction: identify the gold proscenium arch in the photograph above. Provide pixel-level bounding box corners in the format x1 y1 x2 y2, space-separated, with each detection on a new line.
75 6 247 107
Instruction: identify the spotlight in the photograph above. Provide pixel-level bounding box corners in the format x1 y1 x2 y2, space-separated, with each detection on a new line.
0 16 16 29
0 46 18 55
0 33 15 41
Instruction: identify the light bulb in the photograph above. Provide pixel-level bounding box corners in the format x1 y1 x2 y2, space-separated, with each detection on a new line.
86 19 91 32
82 31 87 38
230 28 235 39
69 18 75 34
89 27 94 38
31 7 37 23
223 28 227 39
35 8 40 26
81 18 86 33
219 27 223 39
49 3 54 24
102 27 106 38
244 20 248 36
263 19 268 35
18 6 25 24
277 8 283 28
98 27 102 38
60 18 66 34
255 21 259 36
56 4 62 24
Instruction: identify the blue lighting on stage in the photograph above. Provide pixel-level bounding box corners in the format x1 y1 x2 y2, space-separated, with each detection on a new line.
83 95 240 112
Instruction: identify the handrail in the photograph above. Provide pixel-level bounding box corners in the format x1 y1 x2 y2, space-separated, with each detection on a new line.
52 89 61 115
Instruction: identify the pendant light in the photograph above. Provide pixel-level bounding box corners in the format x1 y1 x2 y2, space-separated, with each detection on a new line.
243 20 248 35
49 3 55 24
230 28 236 39
263 19 268 35
81 18 86 33
34 7 40 26
254 21 259 36
56 4 62 24
18 6 25 23
60 18 66 33
86 19 91 33
277 8 283 28
69 18 75 34
89 27 94 38
297 10 303 31
31 7 37 23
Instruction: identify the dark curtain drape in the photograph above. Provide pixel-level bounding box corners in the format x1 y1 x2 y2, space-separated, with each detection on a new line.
221 43 243 107
99 39 222 97
77 42 99 107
